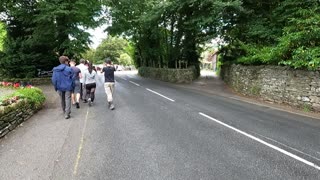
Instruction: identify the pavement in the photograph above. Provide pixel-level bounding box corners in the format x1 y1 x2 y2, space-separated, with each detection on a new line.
0 71 319 180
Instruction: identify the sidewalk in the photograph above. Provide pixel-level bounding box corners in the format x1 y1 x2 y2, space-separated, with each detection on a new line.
177 70 320 119
0 85 82 179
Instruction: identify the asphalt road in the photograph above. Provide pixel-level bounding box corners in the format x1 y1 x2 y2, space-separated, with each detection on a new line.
0 71 319 180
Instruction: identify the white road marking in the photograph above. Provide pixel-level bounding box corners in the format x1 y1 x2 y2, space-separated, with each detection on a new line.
253 132 320 162
73 109 90 177
129 81 140 87
146 88 175 102
199 112 320 171
120 77 127 81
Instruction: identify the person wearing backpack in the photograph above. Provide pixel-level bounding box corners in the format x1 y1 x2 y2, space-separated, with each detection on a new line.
52 56 74 119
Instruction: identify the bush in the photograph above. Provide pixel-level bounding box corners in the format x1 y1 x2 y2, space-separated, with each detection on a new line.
13 88 46 109
0 87 46 109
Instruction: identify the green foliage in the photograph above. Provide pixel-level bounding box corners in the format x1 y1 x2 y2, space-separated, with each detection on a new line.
82 49 96 62
0 87 45 109
13 88 46 108
119 53 133 66
104 0 242 77
302 103 312 112
0 23 6 51
0 0 103 78
95 36 129 64
83 36 133 65
220 0 320 70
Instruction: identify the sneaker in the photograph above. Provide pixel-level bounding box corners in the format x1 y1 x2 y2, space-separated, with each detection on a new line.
65 115 70 119
76 102 80 109
83 99 88 103
110 103 115 110
88 98 92 106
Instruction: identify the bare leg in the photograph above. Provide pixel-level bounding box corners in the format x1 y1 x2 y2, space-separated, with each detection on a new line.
71 93 75 104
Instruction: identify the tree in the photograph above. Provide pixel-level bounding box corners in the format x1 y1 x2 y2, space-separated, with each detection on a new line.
119 53 133 66
104 0 242 77
91 36 131 64
0 22 5 51
0 0 103 78
219 0 320 70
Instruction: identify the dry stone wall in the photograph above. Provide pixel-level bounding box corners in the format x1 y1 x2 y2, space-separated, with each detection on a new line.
221 64 320 112
139 67 196 83
0 99 36 138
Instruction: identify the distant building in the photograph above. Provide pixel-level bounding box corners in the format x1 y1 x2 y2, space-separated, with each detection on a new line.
203 50 218 71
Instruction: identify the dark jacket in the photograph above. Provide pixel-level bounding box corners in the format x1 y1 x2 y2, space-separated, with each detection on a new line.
52 64 74 91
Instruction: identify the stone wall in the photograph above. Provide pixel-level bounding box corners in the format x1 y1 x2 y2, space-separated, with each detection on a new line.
139 67 197 83
0 99 37 138
221 64 320 112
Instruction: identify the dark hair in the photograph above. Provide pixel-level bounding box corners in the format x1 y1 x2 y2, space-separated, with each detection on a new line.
80 59 86 64
88 62 93 74
105 58 112 65
59 56 69 64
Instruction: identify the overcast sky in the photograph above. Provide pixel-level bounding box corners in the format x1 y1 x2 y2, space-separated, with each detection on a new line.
87 24 109 49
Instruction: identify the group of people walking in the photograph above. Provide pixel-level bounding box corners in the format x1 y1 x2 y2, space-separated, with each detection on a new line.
52 56 116 119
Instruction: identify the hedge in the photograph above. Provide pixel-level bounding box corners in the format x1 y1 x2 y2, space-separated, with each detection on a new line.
138 67 197 83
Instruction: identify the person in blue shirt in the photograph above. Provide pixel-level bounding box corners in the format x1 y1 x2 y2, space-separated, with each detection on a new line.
52 56 74 119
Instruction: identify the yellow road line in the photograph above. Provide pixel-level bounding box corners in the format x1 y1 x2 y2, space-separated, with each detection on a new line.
73 108 89 177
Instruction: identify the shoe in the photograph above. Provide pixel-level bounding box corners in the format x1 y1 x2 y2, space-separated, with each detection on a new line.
65 115 70 119
83 99 88 103
76 102 80 109
109 103 115 110
88 98 92 106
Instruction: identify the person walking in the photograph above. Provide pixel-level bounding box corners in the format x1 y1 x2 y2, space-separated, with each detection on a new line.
52 56 74 119
69 59 81 108
76 59 88 102
83 62 97 106
101 58 116 110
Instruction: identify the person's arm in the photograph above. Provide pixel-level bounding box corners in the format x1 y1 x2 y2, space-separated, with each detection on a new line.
83 72 86 86
79 72 82 79
51 71 58 91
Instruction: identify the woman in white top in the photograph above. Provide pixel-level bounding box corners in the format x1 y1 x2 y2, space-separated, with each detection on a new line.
83 62 97 106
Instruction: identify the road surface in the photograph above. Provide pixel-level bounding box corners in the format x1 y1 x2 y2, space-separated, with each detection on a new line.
0 71 319 179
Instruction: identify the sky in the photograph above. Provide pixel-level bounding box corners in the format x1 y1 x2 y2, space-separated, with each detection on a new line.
87 24 109 49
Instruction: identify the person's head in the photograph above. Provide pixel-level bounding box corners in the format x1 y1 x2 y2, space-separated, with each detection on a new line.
80 58 86 64
88 62 93 74
69 59 76 67
105 58 112 65
85 60 90 67
59 56 69 65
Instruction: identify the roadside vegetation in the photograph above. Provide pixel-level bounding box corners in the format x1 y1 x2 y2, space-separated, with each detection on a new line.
0 0 318 79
